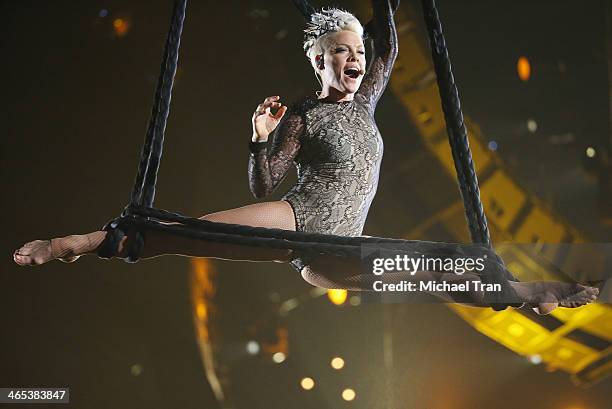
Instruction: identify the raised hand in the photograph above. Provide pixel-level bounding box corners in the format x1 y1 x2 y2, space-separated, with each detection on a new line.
252 95 288 143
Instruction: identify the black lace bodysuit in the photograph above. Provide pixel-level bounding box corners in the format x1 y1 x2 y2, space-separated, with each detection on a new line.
248 0 398 266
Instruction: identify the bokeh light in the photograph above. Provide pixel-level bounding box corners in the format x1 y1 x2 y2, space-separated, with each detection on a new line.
300 377 315 390
586 147 596 158
331 356 345 370
272 352 286 364
246 341 260 355
349 295 361 306
527 119 538 133
113 18 130 37
529 354 542 364
327 289 348 305
517 56 531 81
130 364 143 376
342 388 356 401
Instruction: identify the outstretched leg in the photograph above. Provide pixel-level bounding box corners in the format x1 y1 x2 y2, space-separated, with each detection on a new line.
14 201 296 265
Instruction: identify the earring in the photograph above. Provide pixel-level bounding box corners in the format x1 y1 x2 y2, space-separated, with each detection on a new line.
315 54 324 69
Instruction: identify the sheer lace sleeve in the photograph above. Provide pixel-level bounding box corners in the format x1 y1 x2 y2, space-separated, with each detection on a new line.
248 104 305 198
358 0 398 111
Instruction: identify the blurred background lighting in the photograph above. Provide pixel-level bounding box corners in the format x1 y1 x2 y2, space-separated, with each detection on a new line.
98 9 108 18
342 388 356 401
327 289 348 305
130 363 143 376
113 18 129 36
586 147 596 158
300 377 315 390
272 352 286 364
517 56 531 81
527 118 538 133
246 341 260 355
331 356 345 370
349 295 361 306
528 354 542 364
487 140 498 151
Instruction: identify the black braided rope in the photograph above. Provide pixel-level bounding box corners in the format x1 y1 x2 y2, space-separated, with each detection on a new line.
132 206 492 249
129 0 187 208
421 0 489 247
97 206 522 307
420 0 522 309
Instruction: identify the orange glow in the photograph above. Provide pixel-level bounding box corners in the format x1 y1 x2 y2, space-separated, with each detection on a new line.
113 18 130 36
190 258 216 342
517 56 531 81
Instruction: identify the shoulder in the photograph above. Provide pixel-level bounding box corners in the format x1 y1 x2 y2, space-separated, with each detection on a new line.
287 95 317 115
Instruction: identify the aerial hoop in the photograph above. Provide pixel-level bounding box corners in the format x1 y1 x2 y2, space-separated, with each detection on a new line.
97 0 522 311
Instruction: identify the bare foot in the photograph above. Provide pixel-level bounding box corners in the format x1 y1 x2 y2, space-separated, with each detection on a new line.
14 238 82 266
510 281 599 315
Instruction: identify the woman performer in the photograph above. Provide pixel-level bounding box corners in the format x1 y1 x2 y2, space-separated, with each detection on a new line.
13 0 598 314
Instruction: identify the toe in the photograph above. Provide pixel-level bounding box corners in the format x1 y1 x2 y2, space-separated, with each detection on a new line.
16 247 31 256
14 254 30 266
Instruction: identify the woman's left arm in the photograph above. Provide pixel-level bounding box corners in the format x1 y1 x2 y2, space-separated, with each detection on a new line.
357 0 399 110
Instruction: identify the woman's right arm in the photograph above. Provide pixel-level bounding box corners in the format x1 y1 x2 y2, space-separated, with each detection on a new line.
248 99 305 198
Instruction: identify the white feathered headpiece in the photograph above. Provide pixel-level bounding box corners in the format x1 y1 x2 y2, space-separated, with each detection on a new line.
303 8 364 54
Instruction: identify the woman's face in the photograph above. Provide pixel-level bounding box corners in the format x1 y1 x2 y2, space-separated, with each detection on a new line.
318 30 366 95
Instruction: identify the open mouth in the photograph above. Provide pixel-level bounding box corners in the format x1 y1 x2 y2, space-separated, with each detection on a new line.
344 67 360 79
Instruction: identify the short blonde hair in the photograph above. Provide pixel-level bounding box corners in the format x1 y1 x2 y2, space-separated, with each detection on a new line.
303 8 364 76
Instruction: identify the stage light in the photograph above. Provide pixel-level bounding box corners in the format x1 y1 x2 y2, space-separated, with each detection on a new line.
246 341 260 355
300 377 315 390
113 18 129 37
331 357 345 370
272 352 286 363
349 295 361 306
342 388 356 401
517 56 531 81
527 119 538 133
327 289 348 305
586 147 596 158
487 140 498 151
528 354 542 364
99 9 108 18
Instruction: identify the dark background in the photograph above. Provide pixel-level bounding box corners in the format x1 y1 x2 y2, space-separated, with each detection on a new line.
2 1 610 408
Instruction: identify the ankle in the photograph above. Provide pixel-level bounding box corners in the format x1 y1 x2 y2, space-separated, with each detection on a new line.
50 236 79 259
51 232 109 259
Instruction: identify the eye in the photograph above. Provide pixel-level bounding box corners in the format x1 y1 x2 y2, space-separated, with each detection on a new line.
335 47 347 53
358 51 365 55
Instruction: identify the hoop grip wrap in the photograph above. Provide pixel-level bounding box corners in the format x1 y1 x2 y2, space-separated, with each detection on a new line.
96 207 146 263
